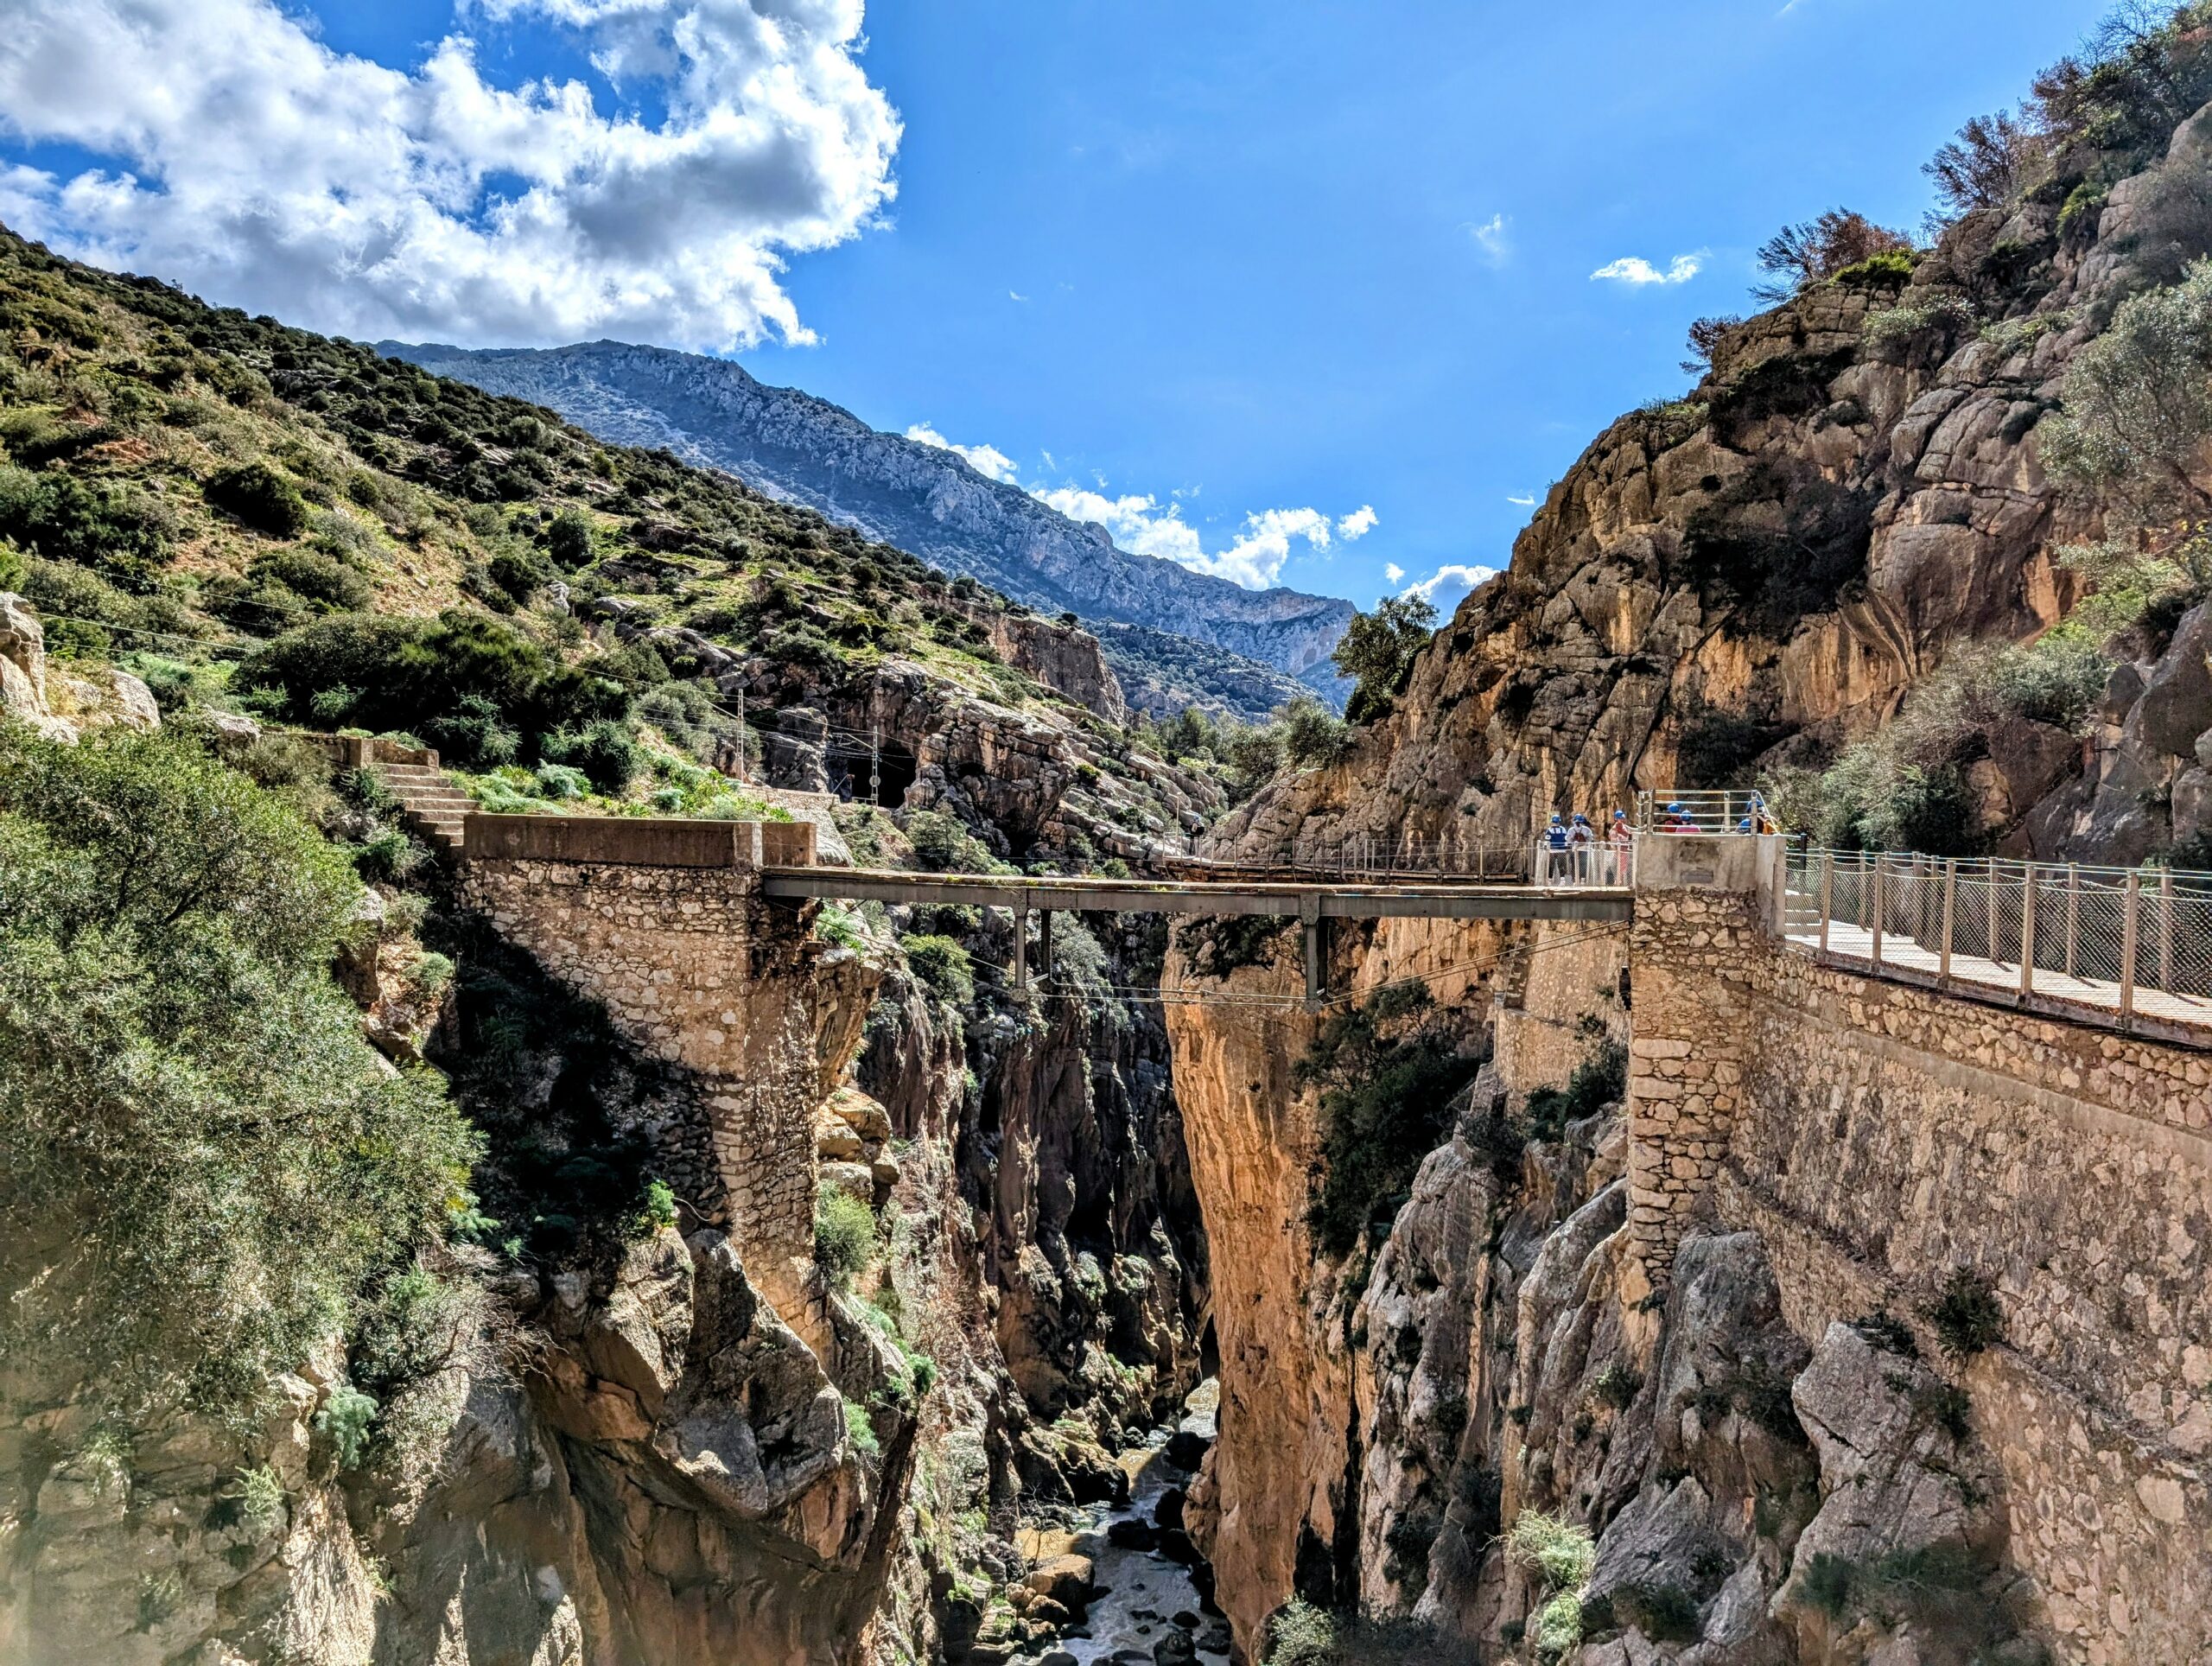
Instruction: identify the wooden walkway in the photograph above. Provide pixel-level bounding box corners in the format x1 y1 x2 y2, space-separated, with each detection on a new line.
1788 920 2212 1046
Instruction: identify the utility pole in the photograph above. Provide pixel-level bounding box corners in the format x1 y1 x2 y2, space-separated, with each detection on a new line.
869 722 881 808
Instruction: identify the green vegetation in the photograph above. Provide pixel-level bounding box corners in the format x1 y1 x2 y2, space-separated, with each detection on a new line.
1332 593 1437 722
1262 1602 1478 1666
1751 211 1916 304
1266 1600 1337 1666
1134 695 1353 804
1923 1268 2006 1359
1768 633 2112 854
1523 1036 1628 1141
814 1186 880 1290
1294 985 1483 1258
903 933 977 1005
0 725 475 1416
842 1394 881 1456
1506 1510 1599 1661
1798 1543 1986 1625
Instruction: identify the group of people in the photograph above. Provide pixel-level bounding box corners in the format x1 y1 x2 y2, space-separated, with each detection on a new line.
1541 792 1777 882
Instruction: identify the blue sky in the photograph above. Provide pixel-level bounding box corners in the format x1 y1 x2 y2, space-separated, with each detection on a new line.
0 0 2108 611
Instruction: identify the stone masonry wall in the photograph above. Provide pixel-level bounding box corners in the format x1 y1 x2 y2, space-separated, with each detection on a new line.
459 856 878 1321
1622 837 1773 1292
1624 835 2210 1662
1719 952 2212 1663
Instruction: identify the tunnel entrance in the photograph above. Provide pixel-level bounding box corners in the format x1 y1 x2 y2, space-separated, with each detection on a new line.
825 734 917 808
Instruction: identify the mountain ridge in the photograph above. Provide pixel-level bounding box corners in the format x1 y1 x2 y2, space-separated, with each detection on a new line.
379 337 1354 719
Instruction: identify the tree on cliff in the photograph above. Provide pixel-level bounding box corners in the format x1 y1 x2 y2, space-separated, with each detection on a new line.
1750 210 1916 303
1332 593 1437 722
0 724 477 1415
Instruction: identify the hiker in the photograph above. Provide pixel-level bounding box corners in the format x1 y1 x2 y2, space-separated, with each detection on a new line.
1607 809 1633 883
1567 811 1596 882
1544 813 1570 881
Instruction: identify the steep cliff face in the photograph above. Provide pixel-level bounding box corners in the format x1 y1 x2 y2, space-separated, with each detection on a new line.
381 340 1354 718
1211 99 2212 871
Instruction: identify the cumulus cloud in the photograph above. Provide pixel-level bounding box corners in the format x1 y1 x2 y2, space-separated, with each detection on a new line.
906 422 1018 483
1338 505 1378 540
1401 563 1498 612
0 0 900 349
1039 488 1343 588
1591 252 1704 286
1383 563 1405 585
1467 213 1510 264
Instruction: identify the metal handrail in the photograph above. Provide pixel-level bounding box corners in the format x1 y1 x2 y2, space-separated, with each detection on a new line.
1782 847 2212 1037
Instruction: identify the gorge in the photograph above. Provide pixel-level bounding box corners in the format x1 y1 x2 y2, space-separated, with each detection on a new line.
8 3 2212 1663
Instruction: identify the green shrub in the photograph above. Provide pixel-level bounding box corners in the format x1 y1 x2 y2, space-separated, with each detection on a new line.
1591 1361 1643 1411
1332 595 1436 721
1923 1269 2005 1359
542 719 641 795
629 1179 680 1237
423 693 520 768
815 1186 878 1288
1506 1510 1597 1593
903 933 976 1005
1276 696 1355 768
1523 1036 1628 1139
231 1464 287 1536
1265 1599 1337 1666
207 461 308 537
547 507 596 568
0 466 173 589
0 539 23 590
315 1382 378 1470
251 547 371 611
843 1394 881 1455
0 728 477 1415
1614 1580 1700 1643
904 808 995 874
1529 1590 1585 1661
1296 985 1481 1257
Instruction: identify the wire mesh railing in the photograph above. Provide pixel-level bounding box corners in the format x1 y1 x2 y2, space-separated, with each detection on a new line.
1635 789 1780 835
1783 849 2212 1030
1159 828 1539 881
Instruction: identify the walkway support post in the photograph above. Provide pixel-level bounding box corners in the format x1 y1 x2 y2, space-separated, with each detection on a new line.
1301 892 1325 1010
2158 868 2176 994
1038 909 1054 989
1013 900 1029 995
1871 853 1885 964
1818 851 1833 952
2065 864 2080 979
2019 862 2037 998
1940 859 1956 984
2120 872 2140 1029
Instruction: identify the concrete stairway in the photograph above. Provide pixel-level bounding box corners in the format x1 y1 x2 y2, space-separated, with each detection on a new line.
379 762 473 858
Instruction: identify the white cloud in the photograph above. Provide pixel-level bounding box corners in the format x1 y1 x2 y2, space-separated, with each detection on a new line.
1008 289 1028 302
1590 252 1705 286
1338 505 1378 540
0 0 900 349
1467 213 1510 264
1035 485 1357 590
1402 563 1499 612
1383 563 1405 585
1507 493 1537 507
906 422 1018 483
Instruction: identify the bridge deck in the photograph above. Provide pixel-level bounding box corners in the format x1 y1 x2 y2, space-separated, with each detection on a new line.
760 867 1632 922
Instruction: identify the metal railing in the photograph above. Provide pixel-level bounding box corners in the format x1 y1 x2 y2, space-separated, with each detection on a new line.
1783 849 2212 1033
1635 789 1777 835
1532 838 1636 888
1160 829 1537 881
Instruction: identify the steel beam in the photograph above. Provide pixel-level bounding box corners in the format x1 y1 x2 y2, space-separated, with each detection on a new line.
760 868 1632 923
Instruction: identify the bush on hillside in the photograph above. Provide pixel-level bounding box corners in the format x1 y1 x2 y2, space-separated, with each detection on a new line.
0 466 174 591
814 1186 878 1289
206 461 309 537
903 933 976 1005
0 725 476 1415
1332 594 1437 722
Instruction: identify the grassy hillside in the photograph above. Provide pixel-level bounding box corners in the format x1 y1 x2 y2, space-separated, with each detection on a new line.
0 226 1140 807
